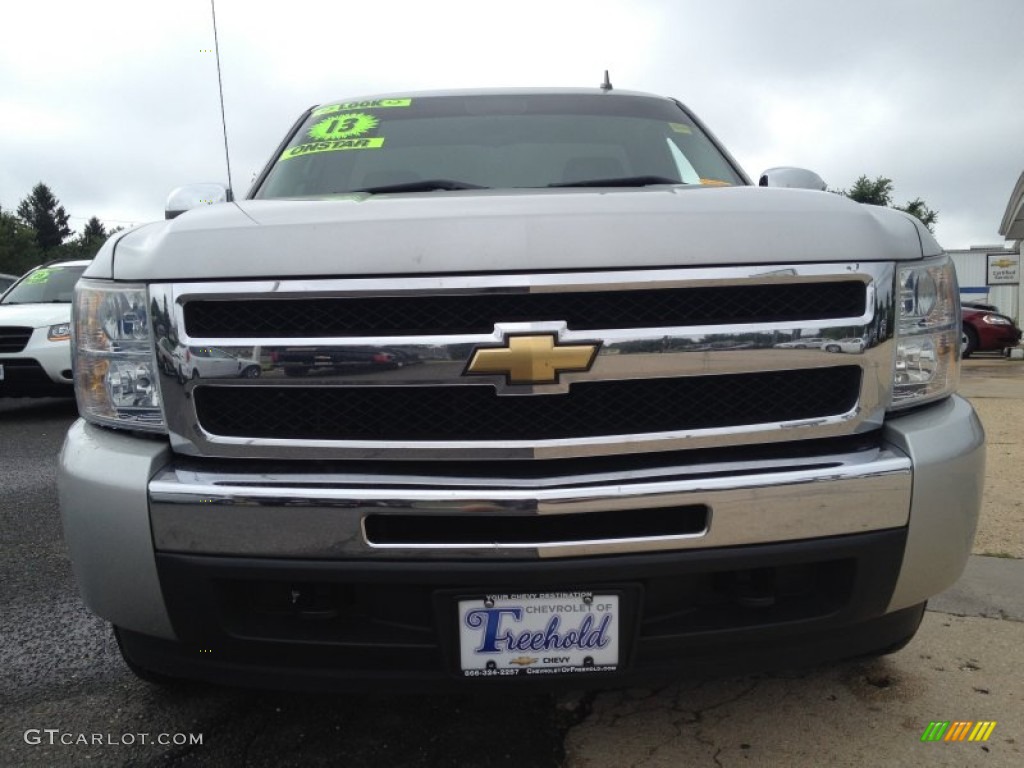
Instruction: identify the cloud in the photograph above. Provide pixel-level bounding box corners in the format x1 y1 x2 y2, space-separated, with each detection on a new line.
1 0 1022 246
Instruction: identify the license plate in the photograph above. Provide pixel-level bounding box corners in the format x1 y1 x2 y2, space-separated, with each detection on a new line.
458 591 619 678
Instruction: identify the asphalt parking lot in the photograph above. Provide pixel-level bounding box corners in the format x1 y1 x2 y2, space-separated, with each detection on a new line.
1 358 1022 767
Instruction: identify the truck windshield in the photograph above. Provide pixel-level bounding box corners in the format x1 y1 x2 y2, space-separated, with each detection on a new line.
256 93 745 198
1 265 86 305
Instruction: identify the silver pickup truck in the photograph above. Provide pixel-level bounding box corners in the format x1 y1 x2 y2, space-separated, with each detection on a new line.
59 88 984 690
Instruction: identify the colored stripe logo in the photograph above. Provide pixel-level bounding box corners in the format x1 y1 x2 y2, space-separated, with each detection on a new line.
921 721 997 742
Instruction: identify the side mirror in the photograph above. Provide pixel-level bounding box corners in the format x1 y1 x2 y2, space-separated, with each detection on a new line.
165 183 231 220
758 167 827 191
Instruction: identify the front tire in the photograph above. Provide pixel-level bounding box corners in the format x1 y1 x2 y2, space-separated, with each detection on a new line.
962 325 978 358
241 365 261 378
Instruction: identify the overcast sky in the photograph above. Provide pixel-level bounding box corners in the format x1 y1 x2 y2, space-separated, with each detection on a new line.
1 0 1022 249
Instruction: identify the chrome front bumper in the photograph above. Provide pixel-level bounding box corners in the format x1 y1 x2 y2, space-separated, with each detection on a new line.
58 395 984 641
147 448 911 560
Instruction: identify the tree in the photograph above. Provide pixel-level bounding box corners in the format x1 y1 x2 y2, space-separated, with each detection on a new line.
894 197 939 232
58 219 122 262
78 216 108 257
16 182 71 251
0 206 43 275
844 175 894 207
837 175 938 233
54 217 113 261
81 216 106 242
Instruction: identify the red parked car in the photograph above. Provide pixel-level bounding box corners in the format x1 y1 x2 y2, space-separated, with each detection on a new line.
961 304 1022 357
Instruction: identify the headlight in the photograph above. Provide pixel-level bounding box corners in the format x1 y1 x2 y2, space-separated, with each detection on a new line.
73 280 166 432
47 323 70 341
890 258 959 410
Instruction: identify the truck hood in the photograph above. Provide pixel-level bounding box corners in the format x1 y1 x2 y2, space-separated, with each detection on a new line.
0 303 71 328
104 186 938 281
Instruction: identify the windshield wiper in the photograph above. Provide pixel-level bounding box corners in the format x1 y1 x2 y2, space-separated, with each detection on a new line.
349 179 489 194
547 175 683 189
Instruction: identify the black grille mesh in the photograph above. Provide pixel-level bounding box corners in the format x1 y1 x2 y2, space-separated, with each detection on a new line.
0 327 33 353
184 282 867 338
194 367 861 441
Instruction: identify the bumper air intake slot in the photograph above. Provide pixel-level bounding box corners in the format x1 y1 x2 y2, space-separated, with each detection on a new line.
363 505 710 547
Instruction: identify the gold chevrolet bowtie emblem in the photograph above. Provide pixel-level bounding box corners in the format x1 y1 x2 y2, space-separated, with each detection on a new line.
509 656 539 666
991 258 1017 269
466 335 600 385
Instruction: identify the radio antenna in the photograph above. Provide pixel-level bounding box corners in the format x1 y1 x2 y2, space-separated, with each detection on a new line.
600 70 613 91
210 0 235 200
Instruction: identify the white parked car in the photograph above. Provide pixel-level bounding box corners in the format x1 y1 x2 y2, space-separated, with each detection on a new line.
175 345 262 380
0 260 89 397
773 337 827 349
823 337 866 353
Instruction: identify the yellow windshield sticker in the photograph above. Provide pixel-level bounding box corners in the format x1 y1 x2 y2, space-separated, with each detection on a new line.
279 137 385 161
669 123 692 134
312 98 413 117
25 269 52 284
308 113 379 141
699 178 732 187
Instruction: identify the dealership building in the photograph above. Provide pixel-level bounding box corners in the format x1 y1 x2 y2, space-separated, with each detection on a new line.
947 172 1024 322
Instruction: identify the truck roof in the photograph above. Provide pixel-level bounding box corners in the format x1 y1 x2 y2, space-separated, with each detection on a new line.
314 87 674 110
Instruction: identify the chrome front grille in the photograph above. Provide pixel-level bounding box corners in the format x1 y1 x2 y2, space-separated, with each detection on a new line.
152 263 896 461
183 281 867 337
193 367 862 442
